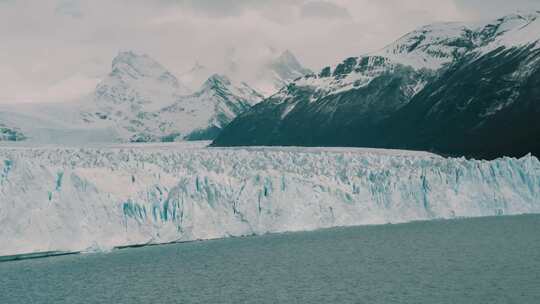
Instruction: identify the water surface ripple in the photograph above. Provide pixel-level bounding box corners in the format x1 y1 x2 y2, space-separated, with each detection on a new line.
2 215 539 303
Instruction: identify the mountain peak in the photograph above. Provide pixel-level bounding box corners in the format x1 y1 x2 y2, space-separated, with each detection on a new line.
93 51 190 112
272 50 311 75
473 11 540 55
112 51 154 71
374 11 540 71
499 10 540 22
253 50 312 95
276 50 299 65
486 10 540 35
376 22 471 70
110 51 179 86
208 73 231 83
195 73 263 107
202 74 233 90
112 50 143 64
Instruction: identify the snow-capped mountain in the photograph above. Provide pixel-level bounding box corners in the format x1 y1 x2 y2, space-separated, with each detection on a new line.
79 52 263 142
155 74 264 141
213 12 540 159
80 50 191 133
0 51 263 144
268 50 313 82
375 12 540 69
93 51 191 111
1 144 539 256
180 50 312 97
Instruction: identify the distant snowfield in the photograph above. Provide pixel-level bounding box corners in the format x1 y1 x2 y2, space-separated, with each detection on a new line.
0 102 120 144
0 143 539 256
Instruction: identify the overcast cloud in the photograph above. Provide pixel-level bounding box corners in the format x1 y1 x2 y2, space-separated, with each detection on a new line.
1 0 539 103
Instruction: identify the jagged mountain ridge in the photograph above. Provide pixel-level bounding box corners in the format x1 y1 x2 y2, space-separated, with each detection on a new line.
212 12 540 159
81 52 264 142
93 51 190 112
0 51 266 143
157 74 264 141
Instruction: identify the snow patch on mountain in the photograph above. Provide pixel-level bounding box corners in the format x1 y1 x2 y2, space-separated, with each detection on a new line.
474 12 540 55
274 12 540 104
377 22 471 70
291 57 395 97
376 11 540 71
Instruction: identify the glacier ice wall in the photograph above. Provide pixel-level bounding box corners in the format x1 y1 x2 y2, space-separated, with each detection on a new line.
0 145 539 256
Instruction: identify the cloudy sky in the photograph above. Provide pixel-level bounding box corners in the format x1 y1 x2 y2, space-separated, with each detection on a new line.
1 0 539 103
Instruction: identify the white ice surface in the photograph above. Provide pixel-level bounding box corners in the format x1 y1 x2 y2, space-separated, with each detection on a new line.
0 102 120 144
0 143 539 256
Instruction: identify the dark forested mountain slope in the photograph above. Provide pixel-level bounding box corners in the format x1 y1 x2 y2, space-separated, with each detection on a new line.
384 46 540 158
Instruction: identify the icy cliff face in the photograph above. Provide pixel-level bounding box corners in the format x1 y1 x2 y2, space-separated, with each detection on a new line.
0 144 539 256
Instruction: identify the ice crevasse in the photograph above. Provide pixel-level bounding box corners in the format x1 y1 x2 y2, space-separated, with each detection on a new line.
0 144 539 256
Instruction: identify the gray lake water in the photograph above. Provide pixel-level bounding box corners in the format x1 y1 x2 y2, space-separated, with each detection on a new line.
1 215 540 304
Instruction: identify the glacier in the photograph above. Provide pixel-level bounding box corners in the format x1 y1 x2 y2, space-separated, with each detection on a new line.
0 142 539 256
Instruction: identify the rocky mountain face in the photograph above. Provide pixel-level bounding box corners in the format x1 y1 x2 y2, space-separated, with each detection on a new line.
82 52 263 142
212 12 540 159
157 74 263 141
